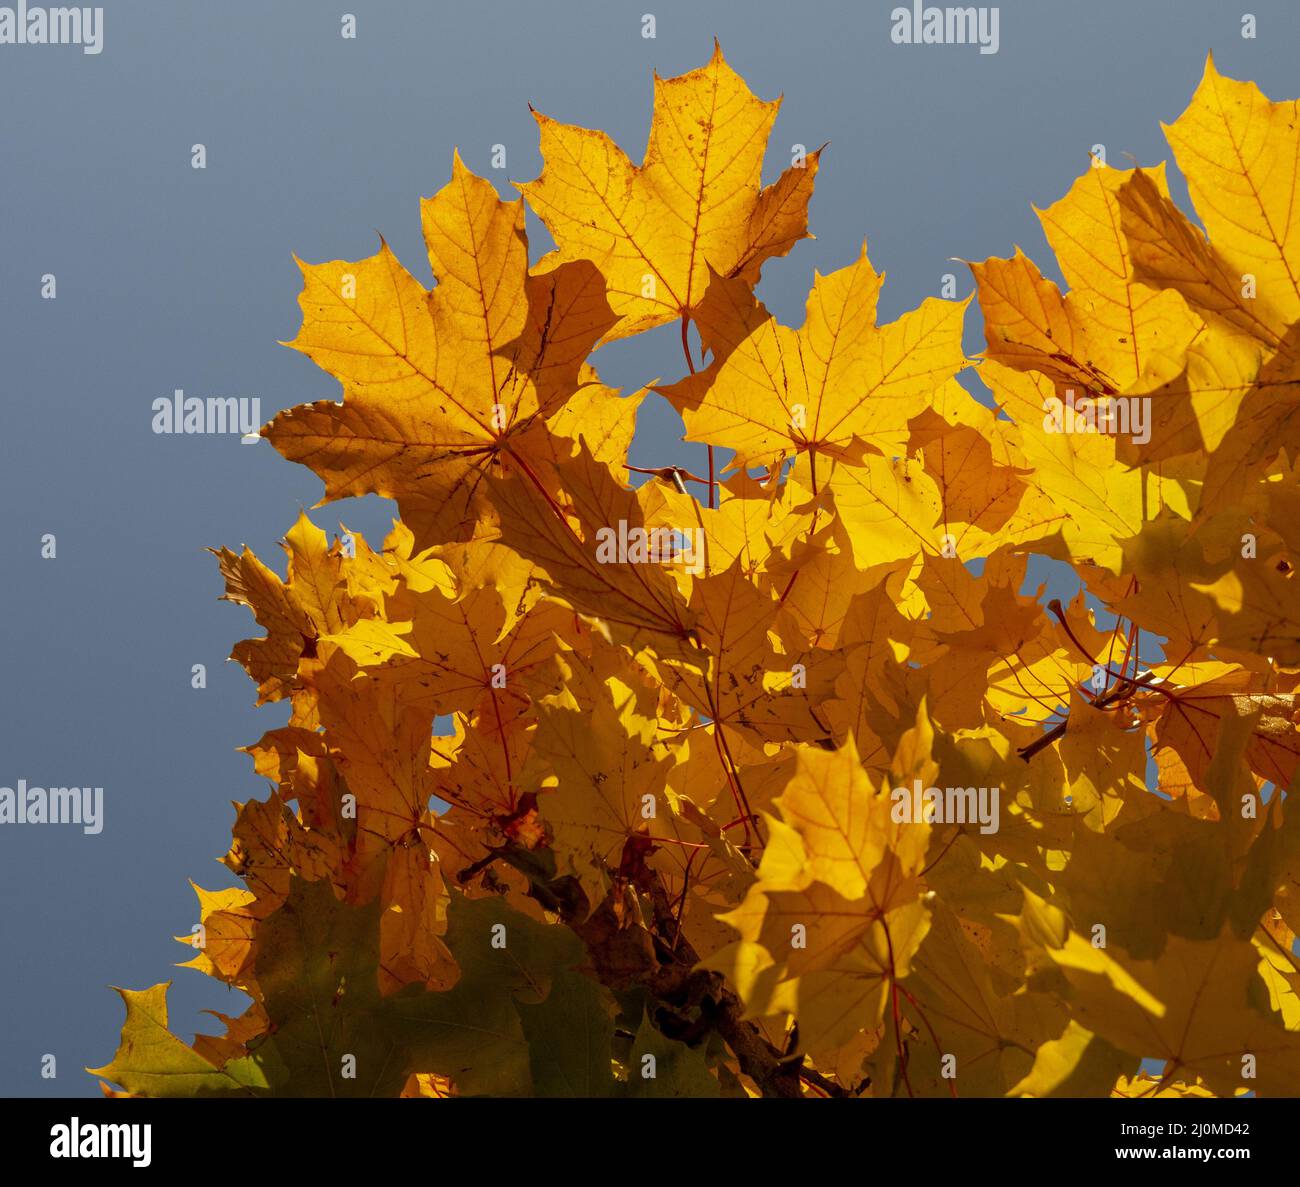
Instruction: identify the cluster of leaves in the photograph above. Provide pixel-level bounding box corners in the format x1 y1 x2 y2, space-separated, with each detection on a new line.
95 48 1300 1098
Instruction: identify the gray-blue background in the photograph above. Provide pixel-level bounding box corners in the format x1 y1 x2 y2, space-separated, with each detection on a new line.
2 0 1296 1096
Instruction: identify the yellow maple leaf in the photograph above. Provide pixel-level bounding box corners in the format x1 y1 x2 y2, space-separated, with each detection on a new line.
267 154 615 547
519 42 819 341
670 246 968 473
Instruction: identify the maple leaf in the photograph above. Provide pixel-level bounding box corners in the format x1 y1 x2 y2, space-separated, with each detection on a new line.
1113 58 1300 498
886 903 1068 1097
488 441 699 654
971 163 1197 400
88 984 271 1098
213 511 382 707
266 154 616 547
657 556 841 744
1152 669 1300 793
706 721 935 1054
519 42 819 341
523 645 676 905
666 246 968 474
1055 923 1300 1096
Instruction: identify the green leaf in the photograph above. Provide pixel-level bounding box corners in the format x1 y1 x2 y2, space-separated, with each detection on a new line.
87 984 269 1097
623 1014 721 1098
519 970 617 1097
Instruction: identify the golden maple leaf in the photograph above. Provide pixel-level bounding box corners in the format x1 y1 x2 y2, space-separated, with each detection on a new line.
519 41 819 342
